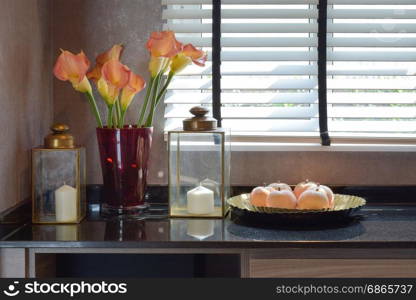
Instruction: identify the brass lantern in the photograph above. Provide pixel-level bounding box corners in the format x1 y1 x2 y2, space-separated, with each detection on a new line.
168 107 231 218
32 124 86 224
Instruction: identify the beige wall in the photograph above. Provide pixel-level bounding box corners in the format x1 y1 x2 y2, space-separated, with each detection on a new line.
231 151 416 186
50 0 416 187
0 0 52 212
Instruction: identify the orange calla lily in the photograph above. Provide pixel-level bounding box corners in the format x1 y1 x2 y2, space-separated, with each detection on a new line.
120 72 146 111
87 44 123 83
97 60 130 105
53 50 92 93
182 44 207 67
170 44 207 74
146 31 182 58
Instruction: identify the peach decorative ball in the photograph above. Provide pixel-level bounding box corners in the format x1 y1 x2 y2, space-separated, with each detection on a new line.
294 180 317 199
250 187 271 207
297 187 330 210
266 188 297 209
267 182 292 192
318 184 334 208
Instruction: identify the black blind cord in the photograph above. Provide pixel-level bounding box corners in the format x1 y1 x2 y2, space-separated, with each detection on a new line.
318 0 331 146
212 0 222 127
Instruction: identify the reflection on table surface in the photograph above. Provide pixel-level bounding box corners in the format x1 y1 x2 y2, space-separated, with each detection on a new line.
2 206 416 244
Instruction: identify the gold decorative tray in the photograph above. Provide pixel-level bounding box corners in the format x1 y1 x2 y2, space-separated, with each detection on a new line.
227 193 366 225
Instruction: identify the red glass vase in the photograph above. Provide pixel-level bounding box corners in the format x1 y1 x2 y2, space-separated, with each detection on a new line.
96 126 153 214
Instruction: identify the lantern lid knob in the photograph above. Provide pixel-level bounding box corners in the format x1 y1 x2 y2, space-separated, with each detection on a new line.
190 106 209 117
183 106 217 131
44 123 75 149
51 123 70 133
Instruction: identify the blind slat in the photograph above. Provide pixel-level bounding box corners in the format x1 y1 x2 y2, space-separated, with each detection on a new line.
163 0 318 4
329 107 416 119
163 9 318 19
329 23 416 33
169 78 318 90
164 23 416 34
165 92 318 104
181 37 316 47
164 23 318 33
165 118 320 132
222 50 318 61
328 51 416 62
328 37 416 48
327 78 416 90
221 119 319 132
163 0 415 4
179 64 318 76
176 66 416 76
178 36 416 48
327 92 416 104
168 78 416 90
166 105 319 119
164 9 416 20
329 9 416 19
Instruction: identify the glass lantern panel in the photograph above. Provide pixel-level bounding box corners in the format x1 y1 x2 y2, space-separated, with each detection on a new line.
79 148 87 219
169 132 225 217
223 129 231 207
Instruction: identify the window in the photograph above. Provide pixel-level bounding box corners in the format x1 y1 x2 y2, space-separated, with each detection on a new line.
162 0 416 145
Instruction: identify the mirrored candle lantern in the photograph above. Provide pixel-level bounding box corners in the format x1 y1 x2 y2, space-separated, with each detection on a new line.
168 107 231 218
32 124 86 224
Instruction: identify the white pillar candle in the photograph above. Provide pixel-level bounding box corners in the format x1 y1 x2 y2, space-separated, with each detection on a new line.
187 186 214 215
55 184 77 223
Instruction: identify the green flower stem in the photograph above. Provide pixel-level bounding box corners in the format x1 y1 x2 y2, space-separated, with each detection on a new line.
144 73 162 127
120 110 127 128
155 72 174 106
144 72 174 127
137 77 155 127
112 113 117 128
107 104 114 128
84 92 103 128
115 99 122 128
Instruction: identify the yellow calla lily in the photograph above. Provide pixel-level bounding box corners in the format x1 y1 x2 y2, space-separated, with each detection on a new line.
170 53 192 75
148 56 170 78
169 44 207 75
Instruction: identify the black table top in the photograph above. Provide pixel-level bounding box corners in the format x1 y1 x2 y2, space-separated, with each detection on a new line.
1 204 416 249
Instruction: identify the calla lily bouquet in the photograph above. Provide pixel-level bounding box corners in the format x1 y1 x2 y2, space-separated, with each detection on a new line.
53 31 207 128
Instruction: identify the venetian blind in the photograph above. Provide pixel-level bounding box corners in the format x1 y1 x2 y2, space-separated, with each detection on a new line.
162 0 416 143
162 0 320 138
327 0 416 140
